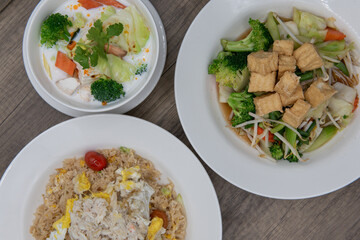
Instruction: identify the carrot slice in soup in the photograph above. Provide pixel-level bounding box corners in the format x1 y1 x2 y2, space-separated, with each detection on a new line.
325 27 346 41
55 51 76 76
78 0 103 9
95 0 126 9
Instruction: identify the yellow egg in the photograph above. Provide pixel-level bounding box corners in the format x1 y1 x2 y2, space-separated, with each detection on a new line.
74 172 91 194
121 166 140 181
92 192 111 201
147 217 163 240
53 197 77 231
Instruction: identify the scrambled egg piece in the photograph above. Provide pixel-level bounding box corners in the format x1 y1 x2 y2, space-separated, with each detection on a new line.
73 172 91 194
92 191 111 202
147 217 163 240
47 197 77 240
115 166 141 191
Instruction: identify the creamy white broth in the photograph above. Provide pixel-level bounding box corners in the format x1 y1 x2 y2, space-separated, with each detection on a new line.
41 0 153 106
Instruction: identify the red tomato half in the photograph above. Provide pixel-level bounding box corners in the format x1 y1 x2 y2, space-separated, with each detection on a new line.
85 151 107 171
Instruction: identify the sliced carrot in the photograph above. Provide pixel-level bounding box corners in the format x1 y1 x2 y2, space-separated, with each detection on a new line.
353 95 359 113
325 27 346 41
254 127 275 143
67 41 77 50
78 0 103 9
95 0 126 9
55 51 76 76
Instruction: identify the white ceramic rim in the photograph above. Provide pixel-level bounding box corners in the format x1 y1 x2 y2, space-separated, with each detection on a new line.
23 0 167 115
175 0 360 199
0 114 222 239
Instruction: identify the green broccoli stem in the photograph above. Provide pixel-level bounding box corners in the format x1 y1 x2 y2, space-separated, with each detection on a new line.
221 38 254 52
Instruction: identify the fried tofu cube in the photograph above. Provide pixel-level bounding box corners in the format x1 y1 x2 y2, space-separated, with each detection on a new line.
305 78 337 107
274 71 300 95
278 55 296 78
273 40 294 56
279 85 305 107
248 72 276 92
293 43 323 72
282 99 311 128
247 51 278 74
254 93 283 116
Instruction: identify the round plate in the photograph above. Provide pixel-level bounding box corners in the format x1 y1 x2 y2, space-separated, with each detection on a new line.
0 115 222 239
23 0 167 117
175 0 360 199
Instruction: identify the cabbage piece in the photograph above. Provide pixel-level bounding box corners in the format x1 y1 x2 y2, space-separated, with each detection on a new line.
73 12 86 28
328 97 353 118
219 85 234 103
293 8 327 42
94 56 111 77
104 6 150 53
333 82 357 103
306 101 329 119
107 54 136 83
100 6 116 22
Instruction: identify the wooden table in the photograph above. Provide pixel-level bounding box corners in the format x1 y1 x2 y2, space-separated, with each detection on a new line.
1 0 359 239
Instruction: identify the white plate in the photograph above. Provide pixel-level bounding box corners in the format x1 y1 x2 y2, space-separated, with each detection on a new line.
23 0 167 117
0 115 222 239
175 0 360 199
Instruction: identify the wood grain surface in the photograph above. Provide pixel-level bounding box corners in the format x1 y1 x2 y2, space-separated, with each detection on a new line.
0 0 359 239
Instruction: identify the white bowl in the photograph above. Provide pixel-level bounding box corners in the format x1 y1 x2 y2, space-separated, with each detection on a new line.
175 0 360 199
23 0 166 117
0 115 222 239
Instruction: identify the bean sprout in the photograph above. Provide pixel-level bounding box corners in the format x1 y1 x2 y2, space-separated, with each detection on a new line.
273 13 303 45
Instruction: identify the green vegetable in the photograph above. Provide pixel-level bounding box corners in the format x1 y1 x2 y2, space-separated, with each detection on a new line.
334 61 350 77
297 129 310 138
284 127 298 162
74 20 123 69
305 125 337 152
107 54 136 83
120 146 131 153
297 71 314 82
91 78 125 102
128 6 150 52
269 111 282 120
227 91 255 127
101 6 116 22
306 121 317 134
265 12 280 41
328 97 353 118
161 187 171 196
221 18 273 52
74 12 86 28
176 194 184 205
316 40 354 59
269 143 284 160
135 63 148 75
293 8 327 42
270 124 285 134
208 51 250 91
40 13 73 48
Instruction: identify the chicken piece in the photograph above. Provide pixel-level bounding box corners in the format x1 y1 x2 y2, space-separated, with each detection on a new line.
254 93 283 116
279 85 304 107
293 43 323 72
305 78 337 107
278 55 296 78
274 71 300 96
247 51 278 75
56 77 80 95
273 40 294 56
282 99 311 128
248 72 276 92
105 44 127 58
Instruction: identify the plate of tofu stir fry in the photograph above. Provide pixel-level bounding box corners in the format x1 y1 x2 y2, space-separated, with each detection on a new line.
175 0 360 198
210 9 359 163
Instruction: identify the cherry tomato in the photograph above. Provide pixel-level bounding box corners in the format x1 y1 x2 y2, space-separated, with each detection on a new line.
150 209 168 228
84 151 107 171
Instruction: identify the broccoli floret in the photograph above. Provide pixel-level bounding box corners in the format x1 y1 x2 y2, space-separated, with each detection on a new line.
285 154 299 163
40 13 73 48
221 18 273 52
91 78 125 103
135 64 148 75
208 51 250 91
269 143 284 160
227 91 255 126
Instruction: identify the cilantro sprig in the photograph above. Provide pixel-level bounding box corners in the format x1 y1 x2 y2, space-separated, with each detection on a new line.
74 20 123 69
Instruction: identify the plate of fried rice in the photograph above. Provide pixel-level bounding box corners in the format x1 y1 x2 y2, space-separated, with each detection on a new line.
0 115 221 240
